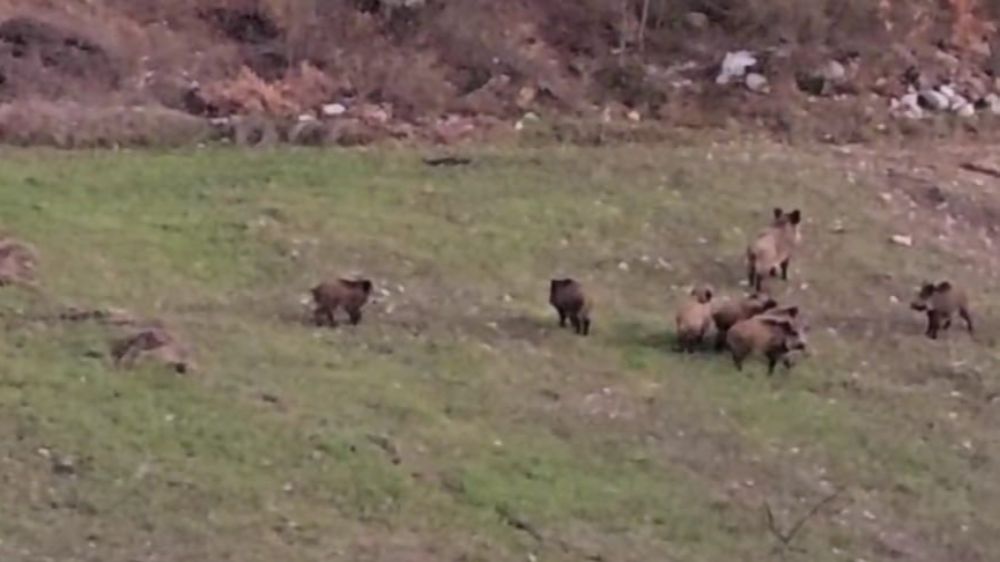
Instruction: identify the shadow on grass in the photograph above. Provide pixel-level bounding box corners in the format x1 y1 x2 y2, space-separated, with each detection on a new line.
494 315 562 343
609 320 723 356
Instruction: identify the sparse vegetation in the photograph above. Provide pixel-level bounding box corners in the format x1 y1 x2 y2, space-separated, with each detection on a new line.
0 0 995 145
0 139 998 560
0 2 999 561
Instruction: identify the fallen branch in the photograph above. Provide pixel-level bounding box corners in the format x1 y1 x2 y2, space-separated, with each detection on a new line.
496 505 544 543
764 488 842 552
365 433 402 465
961 161 1000 180
423 155 472 167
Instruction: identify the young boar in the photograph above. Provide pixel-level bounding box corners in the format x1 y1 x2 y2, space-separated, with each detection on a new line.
710 292 778 350
311 278 374 327
550 278 591 336
747 208 802 292
675 286 714 353
910 281 973 339
726 313 807 375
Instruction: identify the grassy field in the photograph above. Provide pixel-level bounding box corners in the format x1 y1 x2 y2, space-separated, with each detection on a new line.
0 139 997 561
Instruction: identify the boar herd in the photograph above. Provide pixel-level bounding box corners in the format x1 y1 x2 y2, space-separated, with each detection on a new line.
672 207 809 374
310 207 975 376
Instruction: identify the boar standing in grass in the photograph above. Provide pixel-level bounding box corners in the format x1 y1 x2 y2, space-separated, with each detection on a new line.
747 208 802 292
311 278 374 327
549 278 591 336
910 281 973 340
711 292 778 350
675 285 714 352
726 310 807 375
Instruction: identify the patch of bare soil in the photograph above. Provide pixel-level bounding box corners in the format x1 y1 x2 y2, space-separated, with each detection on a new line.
347 530 452 562
833 142 1000 283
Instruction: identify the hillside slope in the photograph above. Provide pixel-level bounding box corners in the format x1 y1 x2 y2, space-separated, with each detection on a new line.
0 139 998 560
0 0 998 145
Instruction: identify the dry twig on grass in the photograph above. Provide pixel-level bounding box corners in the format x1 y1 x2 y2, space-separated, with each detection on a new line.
764 488 843 555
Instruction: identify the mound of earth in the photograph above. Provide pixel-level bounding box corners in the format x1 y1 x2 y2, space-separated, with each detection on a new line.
111 325 194 374
0 236 38 286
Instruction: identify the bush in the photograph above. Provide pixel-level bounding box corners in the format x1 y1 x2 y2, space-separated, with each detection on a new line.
0 101 210 148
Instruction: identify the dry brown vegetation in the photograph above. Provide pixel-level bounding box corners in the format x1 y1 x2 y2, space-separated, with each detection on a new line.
0 0 996 145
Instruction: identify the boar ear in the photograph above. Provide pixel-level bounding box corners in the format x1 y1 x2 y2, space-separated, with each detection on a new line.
788 210 802 225
917 282 936 298
704 288 713 302
761 317 792 330
936 281 952 292
773 208 784 219
780 322 800 337
768 318 798 336
783 306 799 318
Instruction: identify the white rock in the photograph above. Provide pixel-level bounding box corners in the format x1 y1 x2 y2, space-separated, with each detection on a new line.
891 92 923 119
716 50 757 85
745 73 769 93
919 89 949 111
943 86 971 112
890 235 913 247
321 103 347 117
956 103 975 118
985 93 1000 115
819 60 847 83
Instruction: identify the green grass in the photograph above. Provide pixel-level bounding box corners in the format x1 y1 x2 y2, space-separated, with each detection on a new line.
0 141 997 561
